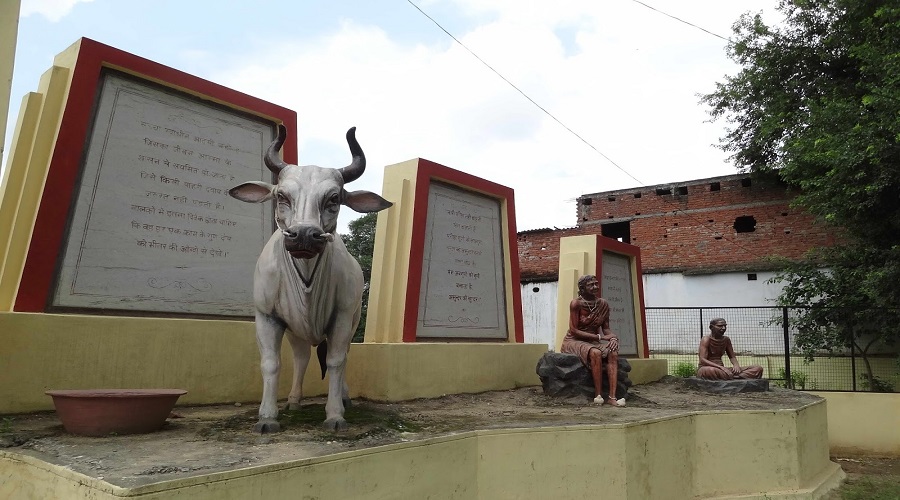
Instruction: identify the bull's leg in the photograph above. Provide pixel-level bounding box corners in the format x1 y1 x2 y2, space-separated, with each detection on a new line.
284 333 311 411
255 312 286 433
342 378 352 409
322 336 352 431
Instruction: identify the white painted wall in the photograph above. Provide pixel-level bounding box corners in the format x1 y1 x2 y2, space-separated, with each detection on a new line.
521 281 557 351
642 271 787 307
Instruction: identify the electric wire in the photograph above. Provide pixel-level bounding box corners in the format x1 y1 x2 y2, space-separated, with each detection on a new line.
629 0 731 41
405 0 773 262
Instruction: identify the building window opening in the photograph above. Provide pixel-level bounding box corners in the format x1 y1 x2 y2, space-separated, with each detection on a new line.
633 192 642 198
741 178 752 187
709 182 721 191
676 186 688 196
601 220 631 243
655 188 671 195
747 273 758 281
581 197 592 205
607 196 616 201
734 216 757 233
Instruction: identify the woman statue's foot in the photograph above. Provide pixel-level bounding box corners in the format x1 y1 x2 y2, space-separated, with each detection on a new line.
605 397 626 407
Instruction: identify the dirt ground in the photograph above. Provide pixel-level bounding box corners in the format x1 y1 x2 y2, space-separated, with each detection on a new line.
0 377 853 489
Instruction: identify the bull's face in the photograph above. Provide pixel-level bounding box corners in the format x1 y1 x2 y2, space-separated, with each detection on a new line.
229 125 392 259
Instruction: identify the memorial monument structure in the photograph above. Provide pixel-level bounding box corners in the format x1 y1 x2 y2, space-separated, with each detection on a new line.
0 38 302 413
0 36 843 500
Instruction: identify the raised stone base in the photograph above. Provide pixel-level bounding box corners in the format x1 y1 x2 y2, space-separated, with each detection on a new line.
0 399 843 499
683 377 770 394
535 352 632 400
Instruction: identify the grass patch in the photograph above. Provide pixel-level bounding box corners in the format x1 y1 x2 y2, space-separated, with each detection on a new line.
835 476 900 499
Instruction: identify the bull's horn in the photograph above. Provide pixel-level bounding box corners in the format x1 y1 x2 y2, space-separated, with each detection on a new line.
338 127 366 183
264 124 289 174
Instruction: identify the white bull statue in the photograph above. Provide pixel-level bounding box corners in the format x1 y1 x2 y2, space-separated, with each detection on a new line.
229 125 391 432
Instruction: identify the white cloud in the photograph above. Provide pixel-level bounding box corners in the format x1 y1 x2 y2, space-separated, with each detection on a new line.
7 0 782 234
219 1 780 233
20 0 93 22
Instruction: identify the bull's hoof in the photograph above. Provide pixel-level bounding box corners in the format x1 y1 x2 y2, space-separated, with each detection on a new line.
253 419 281 434
284 401 301 411
322 417 348 432
342 397 352 409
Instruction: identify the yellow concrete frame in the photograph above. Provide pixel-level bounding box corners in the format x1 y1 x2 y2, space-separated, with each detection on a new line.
0 55 75 310
0 0 20 166
0 401 843 499
365 159 418 343
364 158 521 344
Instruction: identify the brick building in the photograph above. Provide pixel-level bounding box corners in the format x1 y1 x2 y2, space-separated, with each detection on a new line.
517 173 841 347
518 173 837 281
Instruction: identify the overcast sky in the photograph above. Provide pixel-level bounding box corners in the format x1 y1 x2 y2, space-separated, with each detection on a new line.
5 0 783 234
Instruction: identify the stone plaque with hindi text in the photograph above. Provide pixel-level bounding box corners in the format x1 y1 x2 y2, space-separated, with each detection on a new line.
416 182 507 338
52 71 273 316
601 251 638 355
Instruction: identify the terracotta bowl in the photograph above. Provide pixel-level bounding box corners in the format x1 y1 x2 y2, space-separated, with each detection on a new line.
45 389 187 436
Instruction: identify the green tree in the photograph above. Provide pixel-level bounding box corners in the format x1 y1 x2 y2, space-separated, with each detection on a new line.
342 213 378 342
702 0 900 389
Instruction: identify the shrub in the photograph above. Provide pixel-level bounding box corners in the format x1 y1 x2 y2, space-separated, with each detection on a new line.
673 361 697 378
773 368 809 390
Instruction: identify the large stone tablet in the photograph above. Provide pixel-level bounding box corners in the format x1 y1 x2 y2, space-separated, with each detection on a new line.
601 250 639 355
52 72 273 316
416 182 508 338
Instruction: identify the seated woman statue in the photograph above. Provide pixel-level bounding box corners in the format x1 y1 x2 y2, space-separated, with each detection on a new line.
561 275 626 406
697 318 764 380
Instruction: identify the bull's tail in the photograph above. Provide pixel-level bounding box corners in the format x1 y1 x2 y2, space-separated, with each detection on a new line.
317 341 328 380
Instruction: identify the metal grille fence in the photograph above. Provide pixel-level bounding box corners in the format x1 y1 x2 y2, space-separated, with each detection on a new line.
646 307 898 392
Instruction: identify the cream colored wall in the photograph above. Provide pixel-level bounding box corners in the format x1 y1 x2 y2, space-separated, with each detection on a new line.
811 392 900 457
0 402 842 500
0 312 550 413
555 235 596 351
364 159 418 343
0 0 20 167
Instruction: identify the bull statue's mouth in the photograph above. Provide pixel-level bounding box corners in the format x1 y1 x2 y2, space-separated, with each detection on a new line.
284 232 334 260
288 249 318 260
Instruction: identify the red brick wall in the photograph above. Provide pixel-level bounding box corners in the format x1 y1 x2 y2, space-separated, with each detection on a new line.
518 176 838 281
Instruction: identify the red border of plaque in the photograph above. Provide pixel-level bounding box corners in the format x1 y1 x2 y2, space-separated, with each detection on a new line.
14 38 297 312
402 159 525 343
596 237 650 358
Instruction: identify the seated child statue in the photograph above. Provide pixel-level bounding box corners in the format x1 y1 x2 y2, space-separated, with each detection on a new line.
697 318 763 380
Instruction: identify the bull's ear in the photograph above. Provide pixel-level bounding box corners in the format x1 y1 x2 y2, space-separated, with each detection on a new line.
343 190 393 213
229 182 275 203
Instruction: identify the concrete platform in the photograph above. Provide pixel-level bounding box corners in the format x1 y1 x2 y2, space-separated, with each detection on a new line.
0 399 843 499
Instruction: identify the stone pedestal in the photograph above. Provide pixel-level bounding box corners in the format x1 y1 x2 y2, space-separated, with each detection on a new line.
536 352 632 400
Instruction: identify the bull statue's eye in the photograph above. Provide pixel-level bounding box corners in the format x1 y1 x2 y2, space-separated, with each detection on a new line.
326 193 340 210
277 193 290 206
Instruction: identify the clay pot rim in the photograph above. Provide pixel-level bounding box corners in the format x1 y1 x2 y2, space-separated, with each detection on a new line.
46 389 187 398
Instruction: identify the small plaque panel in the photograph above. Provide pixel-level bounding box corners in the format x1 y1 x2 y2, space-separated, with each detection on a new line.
601 250 638 355
416 182 507 338
52 72 273 316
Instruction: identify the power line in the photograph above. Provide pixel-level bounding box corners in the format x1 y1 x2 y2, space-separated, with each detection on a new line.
629 0 731 42
404 0 642 187
404 0 768 262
